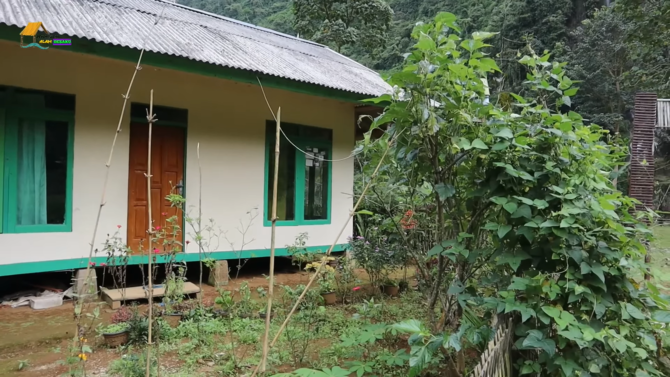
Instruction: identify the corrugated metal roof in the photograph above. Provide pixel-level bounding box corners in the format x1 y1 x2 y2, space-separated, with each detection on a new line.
0 0 391 97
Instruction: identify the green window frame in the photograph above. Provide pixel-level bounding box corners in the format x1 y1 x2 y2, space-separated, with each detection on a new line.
1 87 75 233
263 121 332 227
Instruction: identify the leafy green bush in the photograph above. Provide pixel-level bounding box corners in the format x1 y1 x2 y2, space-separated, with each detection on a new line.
357 10 668 377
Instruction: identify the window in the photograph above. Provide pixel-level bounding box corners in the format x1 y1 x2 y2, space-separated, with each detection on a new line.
0 87 75 233
264 121 332 226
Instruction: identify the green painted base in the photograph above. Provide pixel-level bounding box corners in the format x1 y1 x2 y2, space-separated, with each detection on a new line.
0 244 346 277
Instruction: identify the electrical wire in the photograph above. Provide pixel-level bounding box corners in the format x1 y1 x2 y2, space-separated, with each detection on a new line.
256 77 364 163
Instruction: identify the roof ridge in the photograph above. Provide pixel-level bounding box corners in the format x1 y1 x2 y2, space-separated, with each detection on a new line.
152 0 326 48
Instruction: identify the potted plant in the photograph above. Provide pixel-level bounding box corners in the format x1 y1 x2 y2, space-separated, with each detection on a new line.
99 323 130 347
305 259 337 305
162 266 187 327
380 278 400 297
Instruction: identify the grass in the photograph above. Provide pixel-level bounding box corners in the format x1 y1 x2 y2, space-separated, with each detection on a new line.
650 227 670 288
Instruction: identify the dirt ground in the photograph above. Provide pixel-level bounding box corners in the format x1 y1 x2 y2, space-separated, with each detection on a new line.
0 268 392 376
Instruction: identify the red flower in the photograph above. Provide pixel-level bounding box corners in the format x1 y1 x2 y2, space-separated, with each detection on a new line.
161 212 167 216
100 263 107 267
400 209 417 230
153 248 160 254
352 286 361 291
89 262 96 267
186 240 190 245
155 226 161 230
117 225 122 229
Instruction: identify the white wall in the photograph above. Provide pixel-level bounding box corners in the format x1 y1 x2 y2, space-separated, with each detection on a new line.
0 40 355 266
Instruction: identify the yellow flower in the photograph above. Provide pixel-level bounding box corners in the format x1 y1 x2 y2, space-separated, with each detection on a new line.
78 353 88 361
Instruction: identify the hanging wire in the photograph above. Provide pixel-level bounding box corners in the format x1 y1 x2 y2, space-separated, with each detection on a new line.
256 77 365 163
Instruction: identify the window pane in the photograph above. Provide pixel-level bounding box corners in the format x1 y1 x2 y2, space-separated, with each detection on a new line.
16 120 68 225
15 88 75 111
267 138 296 221
304 147 328 220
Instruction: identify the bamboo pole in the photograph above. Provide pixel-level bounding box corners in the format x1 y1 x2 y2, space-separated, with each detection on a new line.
145 90 156 377
197 143 204 306
249 130 400 377
259 108 282 372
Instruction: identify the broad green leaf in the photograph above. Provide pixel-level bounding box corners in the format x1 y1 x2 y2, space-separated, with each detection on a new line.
533 199 549 209
498 224 512 239
392 320 423 334
562 95 572 107
516 226 534 242
435 183 455 200
590 263 606 283
492 141 510 150
503 202 518 214
626 303 646 320
457 137 472 150
636 370 650 377
633 347 648 359
540 219 559 228
472 138 488 149
472 31 498 40
564 88 578 96
520 364 534 375
494 128 514 139
491 197 508 205
416 33 436 51
651 311 670 323
512 205 532 219
542 306 561 319
522 332 555 356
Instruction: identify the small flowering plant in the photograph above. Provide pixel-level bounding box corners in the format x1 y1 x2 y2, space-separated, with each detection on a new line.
305 257 337 294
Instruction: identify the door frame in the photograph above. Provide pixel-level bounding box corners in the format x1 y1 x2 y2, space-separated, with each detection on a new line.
129 115 188 251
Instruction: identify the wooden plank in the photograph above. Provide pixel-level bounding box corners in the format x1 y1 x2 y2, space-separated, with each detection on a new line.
101 282 200 304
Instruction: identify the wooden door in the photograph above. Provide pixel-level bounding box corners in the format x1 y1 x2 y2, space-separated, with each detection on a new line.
127 123 185 254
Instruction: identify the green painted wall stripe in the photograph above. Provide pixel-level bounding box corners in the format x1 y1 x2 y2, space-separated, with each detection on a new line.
0 244 347 277
0 24 372 104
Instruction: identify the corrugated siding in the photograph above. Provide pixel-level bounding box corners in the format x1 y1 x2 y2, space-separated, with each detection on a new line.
629 92 657 215
0 0 391 97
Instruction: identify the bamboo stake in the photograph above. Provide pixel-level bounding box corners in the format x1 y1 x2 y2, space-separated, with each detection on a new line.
249 130 400 377
197 143 204 306
145 90 156 377
259 108 282 372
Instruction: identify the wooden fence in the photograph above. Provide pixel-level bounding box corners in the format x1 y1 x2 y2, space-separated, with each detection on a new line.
469 316 515 377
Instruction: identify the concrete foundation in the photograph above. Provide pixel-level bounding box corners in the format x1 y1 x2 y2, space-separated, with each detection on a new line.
208 260 229 287
73 268 98 300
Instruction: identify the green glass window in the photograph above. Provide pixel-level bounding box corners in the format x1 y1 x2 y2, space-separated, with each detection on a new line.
1 88 75 233
264 121 332 226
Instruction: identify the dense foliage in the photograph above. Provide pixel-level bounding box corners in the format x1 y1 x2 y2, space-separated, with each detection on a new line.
355 12 670 376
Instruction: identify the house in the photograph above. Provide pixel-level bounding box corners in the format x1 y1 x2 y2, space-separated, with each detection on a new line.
0 0 390 279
